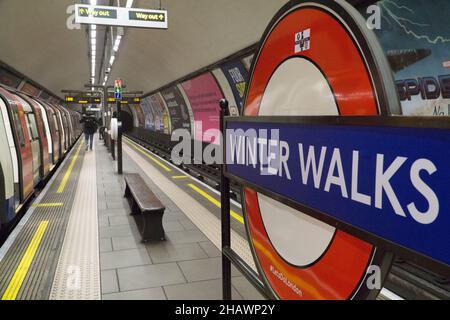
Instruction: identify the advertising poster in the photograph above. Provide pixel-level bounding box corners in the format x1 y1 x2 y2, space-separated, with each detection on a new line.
147 93 170 133
373 0 450 115
181 72 223 144
0 68 21 88
21 82 41 96
161 86 192 132
140 96 156 130
39 91 50 100
220 60 249 113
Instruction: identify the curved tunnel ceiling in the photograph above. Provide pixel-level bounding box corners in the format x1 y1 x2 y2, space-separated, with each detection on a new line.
0 0 288 98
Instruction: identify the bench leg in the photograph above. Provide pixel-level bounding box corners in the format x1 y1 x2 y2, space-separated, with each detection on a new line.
124 184 131 199
138 211 165 242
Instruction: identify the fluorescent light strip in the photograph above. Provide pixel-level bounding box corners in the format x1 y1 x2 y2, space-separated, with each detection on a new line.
126 0 134 8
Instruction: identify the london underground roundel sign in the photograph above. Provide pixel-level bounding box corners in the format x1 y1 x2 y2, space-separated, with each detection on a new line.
242 0 398 300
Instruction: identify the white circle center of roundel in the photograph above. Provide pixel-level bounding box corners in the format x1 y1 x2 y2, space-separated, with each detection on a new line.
257 58 337 267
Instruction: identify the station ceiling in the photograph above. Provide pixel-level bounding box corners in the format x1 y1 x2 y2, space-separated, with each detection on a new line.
0 0 288 98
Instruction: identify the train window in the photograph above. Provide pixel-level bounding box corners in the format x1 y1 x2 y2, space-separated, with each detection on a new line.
23 114 33 142
53 114 59 132
26 113 39 140
11 107 25 147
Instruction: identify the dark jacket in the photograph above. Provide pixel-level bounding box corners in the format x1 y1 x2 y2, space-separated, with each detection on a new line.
80 116 98 134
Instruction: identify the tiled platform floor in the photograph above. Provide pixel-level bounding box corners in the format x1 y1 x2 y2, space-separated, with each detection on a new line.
95 137 264 300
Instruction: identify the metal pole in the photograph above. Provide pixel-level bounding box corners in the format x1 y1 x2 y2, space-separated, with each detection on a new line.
103 86 110 149
219 99 231 300
117 99 123 174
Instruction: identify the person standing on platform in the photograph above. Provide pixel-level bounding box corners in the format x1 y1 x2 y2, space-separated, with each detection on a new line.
80 112 99 151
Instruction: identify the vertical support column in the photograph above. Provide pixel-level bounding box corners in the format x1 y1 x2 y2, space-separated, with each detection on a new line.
117 99 123 174
220 99 231 300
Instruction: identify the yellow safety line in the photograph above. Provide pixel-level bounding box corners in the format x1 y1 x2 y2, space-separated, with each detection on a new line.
172 175 189 179
2 221 49 300
124 139 172 172
31 203 64 207
187 183 244 224
56 141 83 193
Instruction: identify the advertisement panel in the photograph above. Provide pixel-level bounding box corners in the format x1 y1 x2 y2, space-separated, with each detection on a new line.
21 82 41 96
140 96 156 130
373 0 450 116
220 60 249 113
0 68 21 88
181 72 223 144
154 93 171 134
161 86 192 132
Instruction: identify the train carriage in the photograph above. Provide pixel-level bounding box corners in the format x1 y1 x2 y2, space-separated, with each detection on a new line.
19 93 50 180
14 94 42 186
0 94 18 225
0 87 34 206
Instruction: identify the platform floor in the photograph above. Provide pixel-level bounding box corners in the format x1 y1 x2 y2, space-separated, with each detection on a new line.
98 136 263 300
0 133 264 300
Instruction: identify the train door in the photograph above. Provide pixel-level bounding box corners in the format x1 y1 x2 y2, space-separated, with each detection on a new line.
65 109 74 146
57 106 69 151
21 94 50 179
16 95 41 186
0 96 18 223
53 106 66 155
40 101 60 165
0 87 34 202
55 106 69 150
33 99 53 171
62 108 72 147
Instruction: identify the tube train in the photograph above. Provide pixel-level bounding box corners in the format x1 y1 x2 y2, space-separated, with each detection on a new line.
0 84 82 237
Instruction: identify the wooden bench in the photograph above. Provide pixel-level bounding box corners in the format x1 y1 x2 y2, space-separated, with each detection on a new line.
123 173 166 242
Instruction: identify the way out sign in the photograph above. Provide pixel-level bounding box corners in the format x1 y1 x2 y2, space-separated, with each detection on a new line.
75 4 168 29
